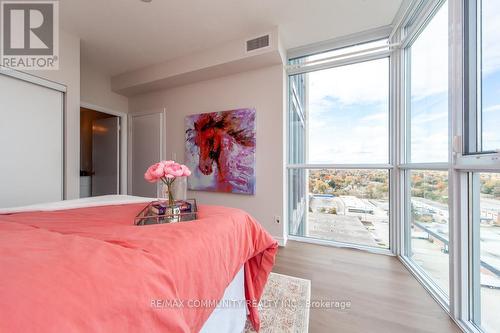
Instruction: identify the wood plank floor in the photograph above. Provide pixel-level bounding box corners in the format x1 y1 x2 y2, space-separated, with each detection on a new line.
272 241 461 333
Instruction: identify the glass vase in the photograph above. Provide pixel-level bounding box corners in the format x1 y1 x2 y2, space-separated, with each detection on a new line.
160 183 180 223
172 177 187 201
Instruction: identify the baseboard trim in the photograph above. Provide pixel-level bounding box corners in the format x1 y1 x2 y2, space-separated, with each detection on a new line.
287 235 394 256
274 236 287 247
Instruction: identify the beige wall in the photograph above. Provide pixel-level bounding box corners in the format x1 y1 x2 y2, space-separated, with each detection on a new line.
130 64 285 241
80 60 130 195
29 30 128 199
34 30 81 199
81 60 129 113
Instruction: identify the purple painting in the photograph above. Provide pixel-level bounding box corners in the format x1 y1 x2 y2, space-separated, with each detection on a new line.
185 108 256 195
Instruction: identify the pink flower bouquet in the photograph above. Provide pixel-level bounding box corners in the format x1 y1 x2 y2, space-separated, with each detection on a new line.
144 160 191 206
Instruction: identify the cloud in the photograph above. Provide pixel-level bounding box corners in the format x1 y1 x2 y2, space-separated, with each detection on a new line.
301 55 390 164
307 103 389 164
293 1 500 164
361 112 387 122
412 111 447 125
483 104 500 113
483 130 500 151
410 122 449 162
409 2 448 99
481 1 500 75
296 2 455 164
307 58 389 106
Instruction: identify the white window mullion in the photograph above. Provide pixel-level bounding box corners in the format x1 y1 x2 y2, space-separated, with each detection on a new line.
400 0 452 309
286 164 393 169
399 163 450 170
469 173 482 325
448 0 465 321
390 28 403 255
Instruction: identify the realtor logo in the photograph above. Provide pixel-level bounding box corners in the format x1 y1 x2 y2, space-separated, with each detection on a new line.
1 1 59 70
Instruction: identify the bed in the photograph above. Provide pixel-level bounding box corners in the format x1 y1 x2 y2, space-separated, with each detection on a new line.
0 195 278 333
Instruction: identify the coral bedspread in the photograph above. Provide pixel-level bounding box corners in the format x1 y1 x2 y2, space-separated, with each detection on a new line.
0 204 278 332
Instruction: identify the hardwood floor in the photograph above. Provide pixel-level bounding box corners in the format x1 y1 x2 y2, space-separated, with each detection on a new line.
273 241 461 333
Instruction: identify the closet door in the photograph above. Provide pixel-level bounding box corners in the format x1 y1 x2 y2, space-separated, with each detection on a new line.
0 73 64 208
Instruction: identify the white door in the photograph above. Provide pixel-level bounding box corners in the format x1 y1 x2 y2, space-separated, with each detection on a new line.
92 117 120 196
131 112 163 197
0 73 64 208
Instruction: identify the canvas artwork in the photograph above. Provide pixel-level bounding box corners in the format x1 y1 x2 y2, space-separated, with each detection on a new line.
185 108 256 195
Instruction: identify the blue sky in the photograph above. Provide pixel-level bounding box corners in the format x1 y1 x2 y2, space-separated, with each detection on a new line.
303 0 499 164
306 58 389 164
480 0 500 152
481 68 500 152
408 1 448 163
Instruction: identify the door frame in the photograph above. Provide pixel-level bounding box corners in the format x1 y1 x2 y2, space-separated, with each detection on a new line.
128 108 167 196
80 101 128 195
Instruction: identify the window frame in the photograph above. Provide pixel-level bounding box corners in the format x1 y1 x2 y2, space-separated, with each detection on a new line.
466 172 500 333
285 37 394 255
463 0 500 155
397 0 453 309
285 1 500 332
468 173 481 328
460 2 500 330
397 1 500 332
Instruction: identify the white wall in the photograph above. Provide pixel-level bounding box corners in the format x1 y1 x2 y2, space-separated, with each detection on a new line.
33 30 81 199
81 59 128 113
112 27 283 96
129 64 285 241
34 31 128 199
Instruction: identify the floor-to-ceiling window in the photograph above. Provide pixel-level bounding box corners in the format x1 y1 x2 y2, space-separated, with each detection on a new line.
469 173 500 332
286 1 500 331
287 43 391 250
464 1 500 332
477 0 500 152
402 1 450 299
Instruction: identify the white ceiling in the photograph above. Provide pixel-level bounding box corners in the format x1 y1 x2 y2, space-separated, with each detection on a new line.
61 0 402 76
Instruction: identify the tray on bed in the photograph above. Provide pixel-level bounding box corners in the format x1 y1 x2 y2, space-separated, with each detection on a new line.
134 199 198 225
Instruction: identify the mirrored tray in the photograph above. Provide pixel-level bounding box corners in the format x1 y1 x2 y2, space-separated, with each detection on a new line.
134 199 198 226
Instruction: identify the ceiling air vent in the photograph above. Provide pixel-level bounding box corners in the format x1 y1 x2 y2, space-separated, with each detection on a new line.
246 35 270 52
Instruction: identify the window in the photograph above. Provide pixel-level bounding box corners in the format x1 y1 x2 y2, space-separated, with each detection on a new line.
289 58 389 164
403 1 450 300
470 173 500 332
464 3 500 331
409 170 449 294
289 169 389 248
407 2 449 163
286 1 500 331
287 45 390 250
479 1 500 151
466 0 500 153
292 39 389 67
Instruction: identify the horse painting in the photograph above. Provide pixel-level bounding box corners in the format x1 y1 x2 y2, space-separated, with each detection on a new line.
185 108 256 194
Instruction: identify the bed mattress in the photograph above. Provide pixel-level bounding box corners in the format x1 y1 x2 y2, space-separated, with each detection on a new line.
0 195 277 332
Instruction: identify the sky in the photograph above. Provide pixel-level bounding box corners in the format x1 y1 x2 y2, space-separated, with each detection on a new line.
481 0 500 152
298 0 500 165
305 57 389 164
409 1 448 163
